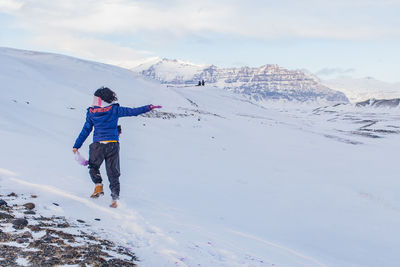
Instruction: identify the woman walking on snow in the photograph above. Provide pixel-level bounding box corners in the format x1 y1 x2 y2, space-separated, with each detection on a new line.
73 87 161 208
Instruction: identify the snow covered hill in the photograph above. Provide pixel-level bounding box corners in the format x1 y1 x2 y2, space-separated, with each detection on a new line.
1 47 400 267
132 58 208 82
134 58 349 103
320 76 400 103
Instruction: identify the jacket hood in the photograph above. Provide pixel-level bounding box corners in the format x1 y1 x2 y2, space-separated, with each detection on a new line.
92 96 117 108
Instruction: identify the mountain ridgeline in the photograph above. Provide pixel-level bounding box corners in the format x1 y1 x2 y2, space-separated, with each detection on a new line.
134 59 349 103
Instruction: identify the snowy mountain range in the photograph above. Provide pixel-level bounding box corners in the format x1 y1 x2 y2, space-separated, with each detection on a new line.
2 47 400 266
320 76 400 103
133 58 349 103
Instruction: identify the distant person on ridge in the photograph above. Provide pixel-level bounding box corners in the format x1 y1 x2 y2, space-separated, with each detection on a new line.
72 87 162 208
201 80 205 86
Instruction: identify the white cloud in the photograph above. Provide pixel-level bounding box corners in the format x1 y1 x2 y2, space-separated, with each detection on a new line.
0 0 23 13
2 0 399 67
10 0 204 34
316 68 356 77
30 32 157 68
10 0 400 40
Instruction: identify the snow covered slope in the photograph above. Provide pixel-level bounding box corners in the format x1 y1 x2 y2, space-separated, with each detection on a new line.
1 47 400 267
132 58 208 82
321 76 400 103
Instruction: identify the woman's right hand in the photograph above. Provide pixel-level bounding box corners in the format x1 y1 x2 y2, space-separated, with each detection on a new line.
149 105 162 110
73 148 78 154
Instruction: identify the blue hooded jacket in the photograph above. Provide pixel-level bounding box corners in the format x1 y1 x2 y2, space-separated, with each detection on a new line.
73 103 151 149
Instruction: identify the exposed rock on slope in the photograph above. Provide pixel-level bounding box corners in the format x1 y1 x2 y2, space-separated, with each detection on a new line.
356 98 400 108
0 193 137 266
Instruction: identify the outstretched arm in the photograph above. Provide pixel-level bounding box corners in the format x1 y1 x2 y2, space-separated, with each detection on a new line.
118 104 162 117
73 115 93 150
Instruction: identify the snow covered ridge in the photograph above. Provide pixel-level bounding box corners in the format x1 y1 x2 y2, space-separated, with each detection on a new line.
133 58 349 103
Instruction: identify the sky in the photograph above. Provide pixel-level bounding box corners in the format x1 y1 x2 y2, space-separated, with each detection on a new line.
0 0 399 82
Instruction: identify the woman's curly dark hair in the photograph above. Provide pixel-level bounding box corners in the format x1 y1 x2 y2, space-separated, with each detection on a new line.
94 87 118 103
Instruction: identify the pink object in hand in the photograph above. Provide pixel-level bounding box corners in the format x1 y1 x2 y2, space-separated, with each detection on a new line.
149 105 162 110
75 151 89 166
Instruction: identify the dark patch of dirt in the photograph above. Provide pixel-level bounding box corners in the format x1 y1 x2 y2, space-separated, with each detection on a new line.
0 195 138 266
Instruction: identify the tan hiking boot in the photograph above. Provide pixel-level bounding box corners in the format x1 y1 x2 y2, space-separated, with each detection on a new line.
90 184 104 198
110 200 118 208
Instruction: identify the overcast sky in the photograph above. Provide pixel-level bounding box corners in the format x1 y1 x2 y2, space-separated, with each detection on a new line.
0 0 399 82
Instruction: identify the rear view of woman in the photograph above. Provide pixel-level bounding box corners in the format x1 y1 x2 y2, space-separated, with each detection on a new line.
73 87 161 208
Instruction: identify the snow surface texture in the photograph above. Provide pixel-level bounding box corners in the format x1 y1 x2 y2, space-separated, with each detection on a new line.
1 47 400 266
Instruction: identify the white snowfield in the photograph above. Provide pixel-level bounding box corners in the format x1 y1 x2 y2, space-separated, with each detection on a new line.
1 47 400 267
